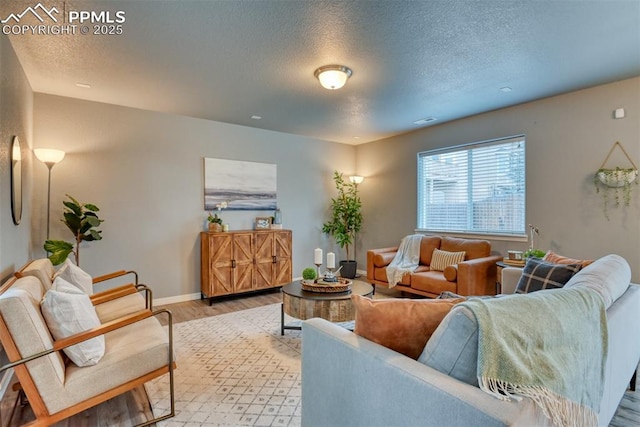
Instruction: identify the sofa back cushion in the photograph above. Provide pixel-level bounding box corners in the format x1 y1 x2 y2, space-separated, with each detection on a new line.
440 237 490 260
418 304 479 386
419 236 441 265
564 254 630 309
0 277 66 387
17 258 55 293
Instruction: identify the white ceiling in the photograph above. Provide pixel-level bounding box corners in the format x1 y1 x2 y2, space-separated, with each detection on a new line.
4 0 640 144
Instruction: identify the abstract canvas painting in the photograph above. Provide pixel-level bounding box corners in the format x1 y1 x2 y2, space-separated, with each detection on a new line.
204 158 277 211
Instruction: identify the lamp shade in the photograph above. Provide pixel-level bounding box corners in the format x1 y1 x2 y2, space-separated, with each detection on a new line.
314 65 353 90
34 148 65 164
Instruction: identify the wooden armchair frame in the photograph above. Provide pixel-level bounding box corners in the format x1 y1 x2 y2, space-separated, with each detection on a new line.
0 277 175 426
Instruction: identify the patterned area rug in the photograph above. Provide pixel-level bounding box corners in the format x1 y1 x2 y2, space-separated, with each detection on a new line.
145 304 303 426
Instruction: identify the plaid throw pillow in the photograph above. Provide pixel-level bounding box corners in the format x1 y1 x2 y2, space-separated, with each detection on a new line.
515 258 581 294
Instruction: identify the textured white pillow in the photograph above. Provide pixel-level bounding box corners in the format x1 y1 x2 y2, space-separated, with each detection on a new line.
430 249 466 272
55 258 93 295
41 277 105 367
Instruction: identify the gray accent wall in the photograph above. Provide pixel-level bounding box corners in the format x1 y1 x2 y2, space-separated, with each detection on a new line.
356 77 640 282
33 94 355 299
0 35 33 279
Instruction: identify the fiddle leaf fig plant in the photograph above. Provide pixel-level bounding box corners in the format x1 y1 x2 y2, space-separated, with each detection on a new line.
44 194 104 266
322 171 363 261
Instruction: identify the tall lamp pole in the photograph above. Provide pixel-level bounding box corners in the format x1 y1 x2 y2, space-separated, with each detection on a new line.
34 149 65 240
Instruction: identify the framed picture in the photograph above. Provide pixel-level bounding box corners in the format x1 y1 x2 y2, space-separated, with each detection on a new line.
255 217 272 229
204 158 277 211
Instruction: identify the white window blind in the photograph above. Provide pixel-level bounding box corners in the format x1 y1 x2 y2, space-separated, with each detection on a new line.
417 135 526 236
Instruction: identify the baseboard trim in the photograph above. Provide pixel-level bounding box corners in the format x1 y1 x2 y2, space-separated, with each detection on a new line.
154 292 201 306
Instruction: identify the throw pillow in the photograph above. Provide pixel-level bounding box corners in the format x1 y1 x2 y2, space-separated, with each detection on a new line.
430 249 465 272
543 250 593 268
55 258 93 294
515 257 581 294
352 294 465 359
41 277 105 367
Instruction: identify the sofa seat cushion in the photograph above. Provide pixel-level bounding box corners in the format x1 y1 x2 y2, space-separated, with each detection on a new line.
94 292 147 324
352 294 464 359
373 252 395 268
441 236 490 259
564 254 630 309
43 316 169 414
410 271 457 294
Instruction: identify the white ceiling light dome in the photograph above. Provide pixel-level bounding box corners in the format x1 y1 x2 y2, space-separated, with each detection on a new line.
314 65 353 90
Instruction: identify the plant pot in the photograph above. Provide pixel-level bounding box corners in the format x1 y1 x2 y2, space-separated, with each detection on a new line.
339 260 357 279
208 223 222 232
597 169 638 188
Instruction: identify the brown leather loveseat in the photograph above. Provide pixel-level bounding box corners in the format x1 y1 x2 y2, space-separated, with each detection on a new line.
367 235 502 297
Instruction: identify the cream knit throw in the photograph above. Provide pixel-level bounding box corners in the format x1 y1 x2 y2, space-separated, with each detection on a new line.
463 287 607 427
385 234 423 288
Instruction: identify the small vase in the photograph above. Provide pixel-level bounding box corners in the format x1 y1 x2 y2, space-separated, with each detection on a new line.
208 223 222 232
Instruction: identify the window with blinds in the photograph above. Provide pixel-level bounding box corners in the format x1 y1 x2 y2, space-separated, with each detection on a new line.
417 135 526 236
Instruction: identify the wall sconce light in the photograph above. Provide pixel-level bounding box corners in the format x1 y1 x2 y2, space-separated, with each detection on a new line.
349 175 364 185
314 65 353 90
34 148 66 240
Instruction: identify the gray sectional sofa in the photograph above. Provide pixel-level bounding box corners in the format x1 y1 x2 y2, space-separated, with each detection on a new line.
301 254 640 426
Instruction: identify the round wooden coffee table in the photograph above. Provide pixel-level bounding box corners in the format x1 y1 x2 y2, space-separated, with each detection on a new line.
280 280 373 335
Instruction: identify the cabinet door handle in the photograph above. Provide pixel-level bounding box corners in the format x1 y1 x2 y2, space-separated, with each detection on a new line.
232 260 236 268
272 256 277 263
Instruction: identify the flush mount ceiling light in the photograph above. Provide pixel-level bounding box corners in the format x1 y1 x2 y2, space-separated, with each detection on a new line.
314 65 353 90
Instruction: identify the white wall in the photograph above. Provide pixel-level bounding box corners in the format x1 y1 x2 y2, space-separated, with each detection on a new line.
356 77 640 281
0 35 33 279
33 94 356 299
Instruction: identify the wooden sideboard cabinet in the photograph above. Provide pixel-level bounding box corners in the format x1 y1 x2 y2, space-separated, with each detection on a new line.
200 229 292 304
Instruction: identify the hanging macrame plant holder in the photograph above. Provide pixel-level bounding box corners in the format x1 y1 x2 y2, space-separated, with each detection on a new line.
594 141 638 220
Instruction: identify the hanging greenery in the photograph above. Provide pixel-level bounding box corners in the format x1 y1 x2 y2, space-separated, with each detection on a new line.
594 168 638 220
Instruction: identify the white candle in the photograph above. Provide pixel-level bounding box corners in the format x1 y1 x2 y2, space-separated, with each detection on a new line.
314 248 323 265
327 252 335 269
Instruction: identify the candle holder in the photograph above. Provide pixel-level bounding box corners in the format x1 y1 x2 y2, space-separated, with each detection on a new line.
315 263 322 280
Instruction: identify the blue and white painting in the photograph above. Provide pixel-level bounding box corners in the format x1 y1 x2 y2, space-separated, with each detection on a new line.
204 158 277 211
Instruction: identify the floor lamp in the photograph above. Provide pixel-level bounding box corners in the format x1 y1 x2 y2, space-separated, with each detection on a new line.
34 149 65 240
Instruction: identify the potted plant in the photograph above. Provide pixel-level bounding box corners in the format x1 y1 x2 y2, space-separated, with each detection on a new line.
322 171 363 279
207 201 228 232
302 267 317 284
523 224 545 259
44 194 104 266
594 167 638 220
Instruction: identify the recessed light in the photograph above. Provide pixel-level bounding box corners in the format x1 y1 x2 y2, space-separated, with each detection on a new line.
251 115 262 120
353 136 360 139
75 83 91 89
500 86 512 92
413 117 437 125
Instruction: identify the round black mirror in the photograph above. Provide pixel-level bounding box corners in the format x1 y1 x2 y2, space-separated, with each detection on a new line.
10 136 22 225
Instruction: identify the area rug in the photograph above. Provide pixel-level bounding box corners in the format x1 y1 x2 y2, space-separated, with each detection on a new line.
144 304 303 426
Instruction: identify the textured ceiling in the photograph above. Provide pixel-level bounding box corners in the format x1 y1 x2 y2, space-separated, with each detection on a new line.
3 0 640 144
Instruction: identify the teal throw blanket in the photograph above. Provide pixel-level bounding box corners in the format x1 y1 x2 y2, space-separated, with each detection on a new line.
462 287 607 427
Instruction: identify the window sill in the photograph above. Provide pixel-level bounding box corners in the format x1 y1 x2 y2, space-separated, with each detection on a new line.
414 229 528 243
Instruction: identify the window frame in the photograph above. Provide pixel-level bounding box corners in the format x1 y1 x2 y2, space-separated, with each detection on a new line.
416 135 527 239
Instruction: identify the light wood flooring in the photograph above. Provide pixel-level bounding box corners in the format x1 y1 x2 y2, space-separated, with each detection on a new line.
1 287 638 426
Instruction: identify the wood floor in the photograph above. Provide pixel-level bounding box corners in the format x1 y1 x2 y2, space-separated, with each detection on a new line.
1 287 638 426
